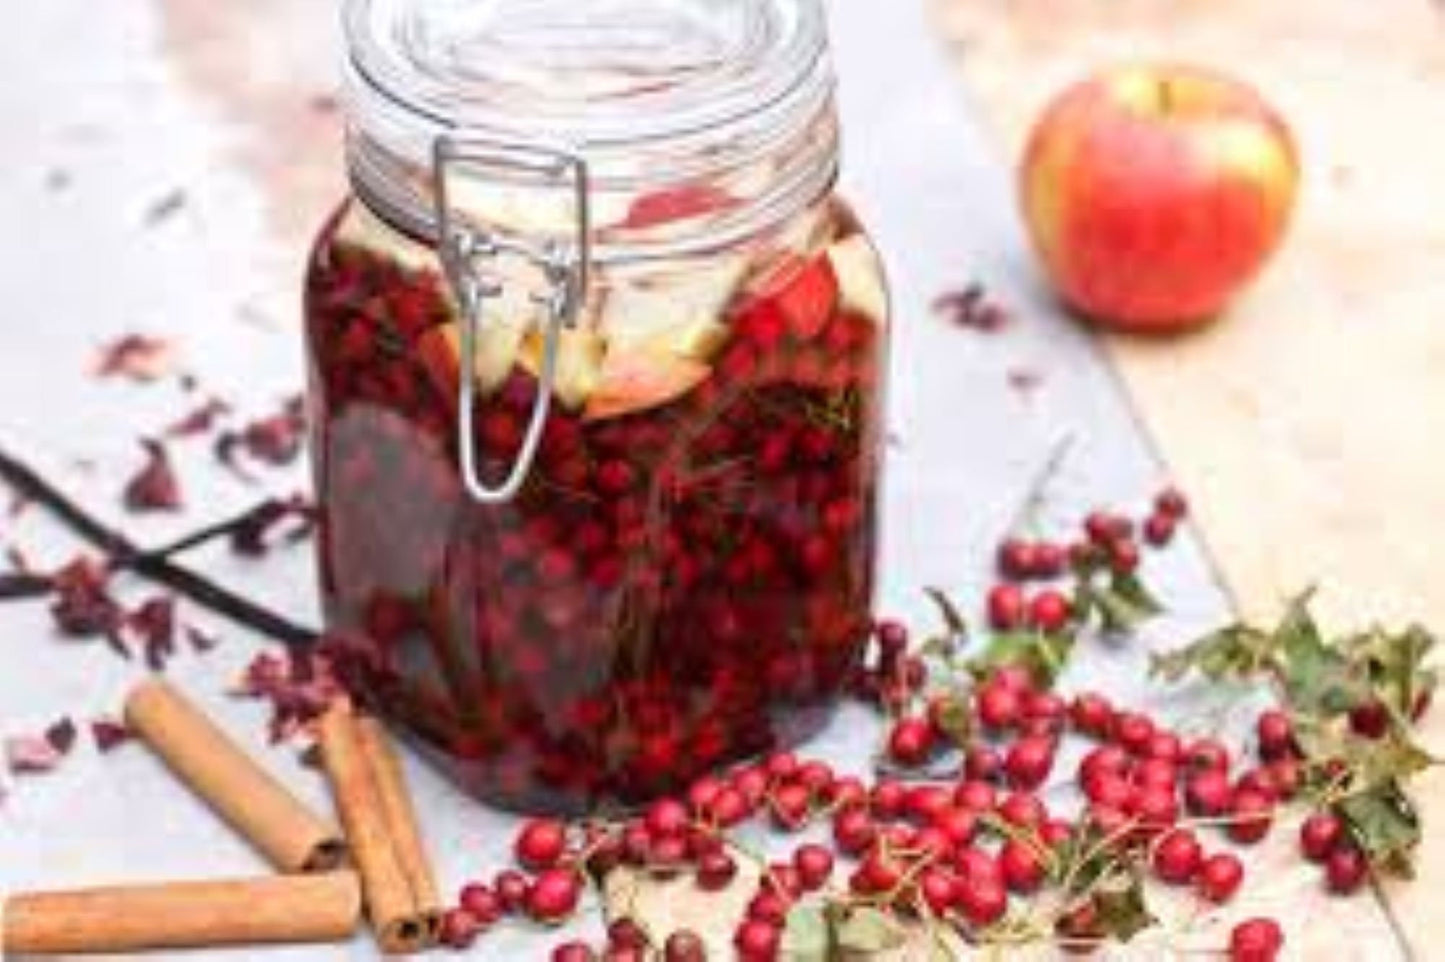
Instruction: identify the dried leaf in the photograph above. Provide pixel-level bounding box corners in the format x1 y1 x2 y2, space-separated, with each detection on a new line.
45 717 77 755
1092 868 1155 942
48 555 124 644
1081 570 1163 635
6 733 63 774
923 586 968 642
1338 781 1421 879
126 596 177 671
164 397 231 438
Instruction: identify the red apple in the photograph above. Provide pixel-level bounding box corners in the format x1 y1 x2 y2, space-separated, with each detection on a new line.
1020 64 1299 332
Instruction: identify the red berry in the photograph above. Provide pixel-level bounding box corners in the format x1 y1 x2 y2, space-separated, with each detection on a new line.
493 869 529 912
875 619 910 657
1005 735 1057 790
733 919 781 960
931 806 978 847
977 684 1022 731
686 776 722 815
919 867 959 914
1134 757 1178 792
1229 918 1284 962
1040 818 1074 850
991 665 1036 691
526 869 582 923
999 838 1046 893
696 850 738 891
998 791 1046 828
1266 758 1301 800
1080 744 1130 782
965 743 1003 782
1300 812 1345 862
1155 487 1189 519
1083 770 1133 809
1033 542 1067 578
746 889 789 925
607 918 648 950
1143 513 1176 547
1186 737 1231 773
996 538 1038 581
887 716 936 767
1152 829 1203 884
1348 700 1390 740
957 875 1008 927
954 779 996 812
1256 710 1295 761
793 844 834 891
1185 769 1232 816
851 851 902 895
987 584 1026 631
871 780 906 818
1084 511 1122 546
440 907 480 948
1144 730 1182 763
458 883 502 924
1028 590 1072 632
708 786 750 827
955 846 1002 885
1197 852 1245 903
552 941 597 962
663 930 706 962
1113 712 1154 754
1133 786 1180 835
1108 538 1141 573
833 807 877 855
1228 788 1275 844
1070 692 1114 737
645 798 691 840
1326 845 1368 894
769 782 812 831
903 784 953 822
515 818 569 871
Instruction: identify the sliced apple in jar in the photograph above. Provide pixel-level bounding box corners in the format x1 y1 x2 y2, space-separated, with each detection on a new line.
600 256 747 362
825 234 888 325
518 327 606 411
584 348 710 422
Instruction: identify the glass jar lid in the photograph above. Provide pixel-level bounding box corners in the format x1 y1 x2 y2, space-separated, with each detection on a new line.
342 0 838 251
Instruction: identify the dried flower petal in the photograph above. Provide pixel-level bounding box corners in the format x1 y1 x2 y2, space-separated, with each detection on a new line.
6 733 63 774
185 624 220 653
123 439 182 512
126 596 177 671
1007 367 1044 395
232 645 347 743
49 556 123 643
90 334 176 382
165 397 231 439
46 717 77 755
143 189 187 227
933 283 1011 332
231 494 315 556
90 717 133 753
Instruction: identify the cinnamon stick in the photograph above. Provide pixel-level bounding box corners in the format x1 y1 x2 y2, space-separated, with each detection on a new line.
319 702 433 953
2 871 360 954
124 678 344 872
357 716 442 936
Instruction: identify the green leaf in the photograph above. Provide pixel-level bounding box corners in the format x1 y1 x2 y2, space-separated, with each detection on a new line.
1080 571 1163 635
923 586 969 641
968 630 1073 687
1091 868 1155 942
827 904 906 956
928 693 973 745
1149 625 1274 684
781 903 832 960
1344 624 1438 722
1338 779 1421 878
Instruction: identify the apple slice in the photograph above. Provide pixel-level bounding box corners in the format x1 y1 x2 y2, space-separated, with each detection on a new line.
584 349 710 422
599 257 747 361
518 327 606 410
826 235 888 325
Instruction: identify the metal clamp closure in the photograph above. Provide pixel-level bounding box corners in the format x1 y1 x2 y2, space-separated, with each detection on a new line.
433 135 591 504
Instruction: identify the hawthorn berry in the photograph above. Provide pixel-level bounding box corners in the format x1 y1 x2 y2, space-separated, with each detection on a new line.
696 850 738 891
919 867 959 914
793 844 835 891
1151 829 1202 884
1185 769 1233 817
1197 852 1245 903
977 684 1022 731
1028 590 1072 633
1300 812 1345 862
526 868 582 923
833 807 877 855
999 838 1046 893
1255 710 1296 761
886 717 936 767
1228 788 1275 845
1229 918 1284 962
987 584 1026 631
515 818 569 871
733 919 781 960
439 908 480 949
957 875 1009 927
1005 734 1057 790
458 883 502 925
552 941 596 962
1326 845 1368 894
663 930 706 962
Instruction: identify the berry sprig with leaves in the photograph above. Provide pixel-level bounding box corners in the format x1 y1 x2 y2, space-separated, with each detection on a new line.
1152 591 1440 878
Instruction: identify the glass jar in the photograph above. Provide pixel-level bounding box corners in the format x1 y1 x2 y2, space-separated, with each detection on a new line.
304 0 890 812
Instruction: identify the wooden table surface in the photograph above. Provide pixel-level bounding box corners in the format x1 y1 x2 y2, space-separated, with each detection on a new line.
0 0 1430 957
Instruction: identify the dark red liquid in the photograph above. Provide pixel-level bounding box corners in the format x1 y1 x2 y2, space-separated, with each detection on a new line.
304 201 885 812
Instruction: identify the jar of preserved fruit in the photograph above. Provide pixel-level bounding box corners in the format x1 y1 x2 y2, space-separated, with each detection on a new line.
305 0 890 812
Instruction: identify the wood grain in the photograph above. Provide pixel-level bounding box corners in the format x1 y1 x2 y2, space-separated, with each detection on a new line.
934 0 1445 953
